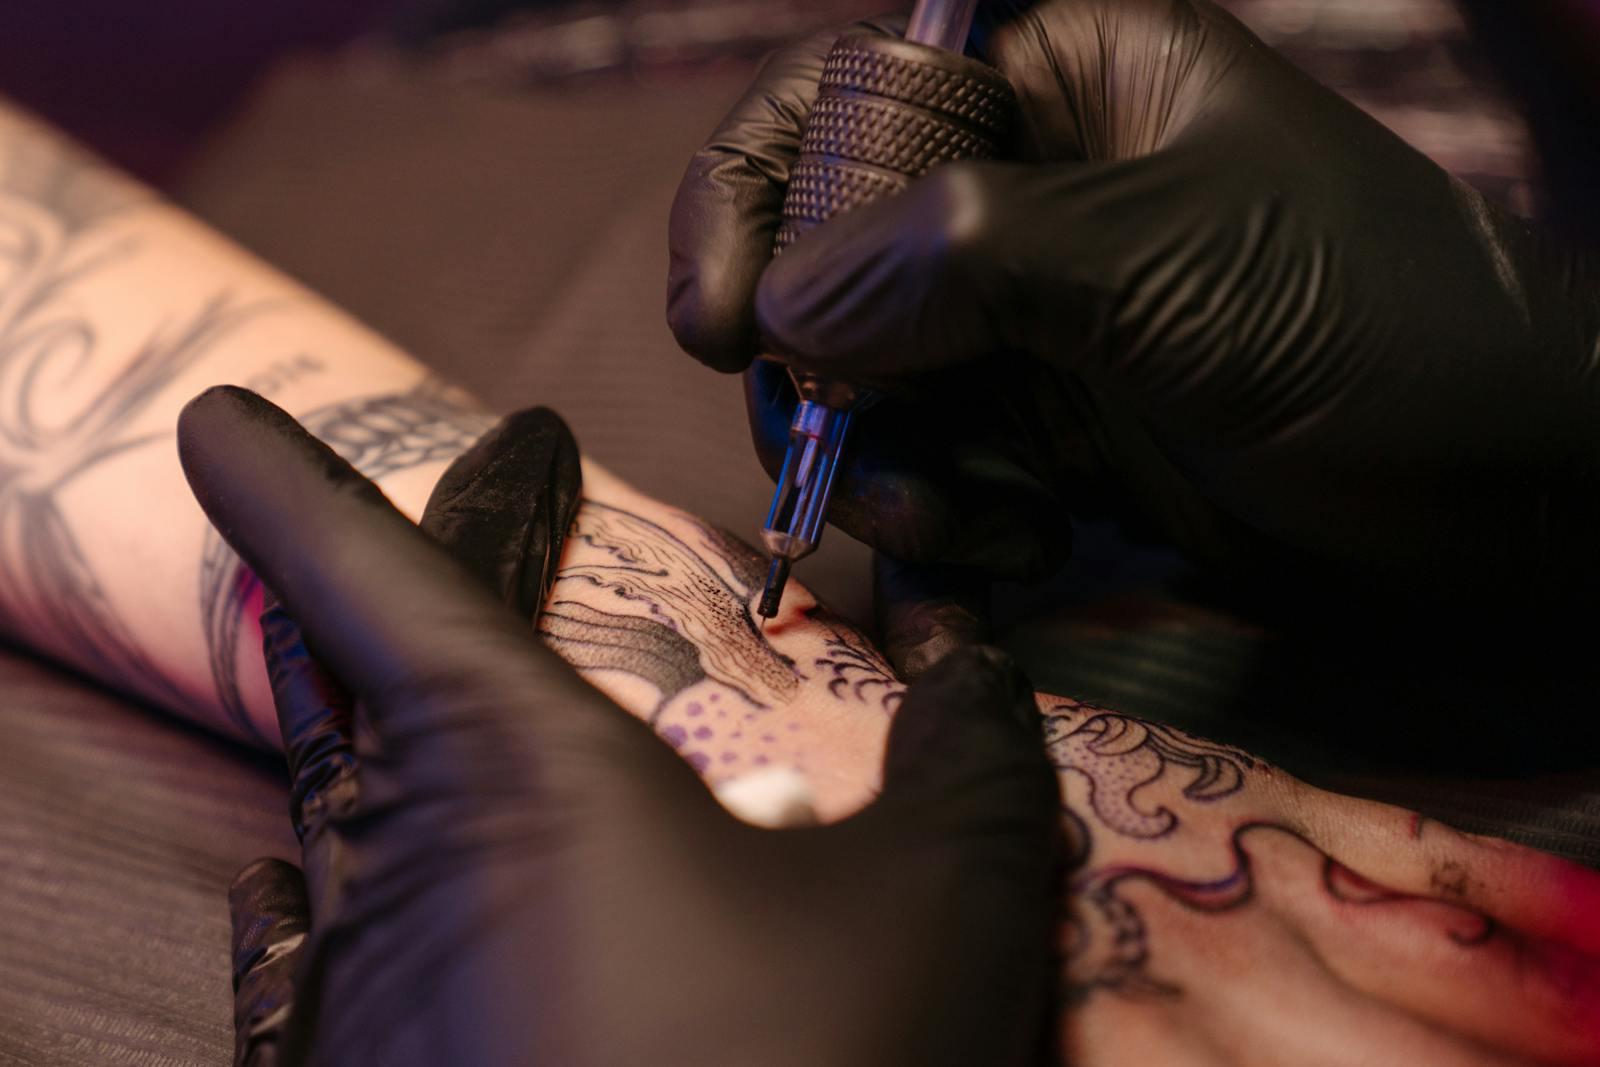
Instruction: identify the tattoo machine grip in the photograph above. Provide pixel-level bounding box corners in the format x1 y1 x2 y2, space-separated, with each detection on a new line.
757 29 1017 618
773 34 1016 251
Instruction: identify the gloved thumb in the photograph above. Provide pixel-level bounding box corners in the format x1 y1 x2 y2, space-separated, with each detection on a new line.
874 645 1059 846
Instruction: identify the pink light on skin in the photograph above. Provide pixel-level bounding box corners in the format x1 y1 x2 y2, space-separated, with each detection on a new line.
1546 855 1600 957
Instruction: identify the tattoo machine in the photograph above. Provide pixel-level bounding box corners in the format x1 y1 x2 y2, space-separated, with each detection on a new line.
756 0 1017 618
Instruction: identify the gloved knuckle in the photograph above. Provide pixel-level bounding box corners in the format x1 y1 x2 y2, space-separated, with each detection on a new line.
667 258 758 373
915 163 1011 270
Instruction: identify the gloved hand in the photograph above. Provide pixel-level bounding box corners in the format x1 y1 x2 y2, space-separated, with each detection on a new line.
667 0 1600 604
184 386 1063 1066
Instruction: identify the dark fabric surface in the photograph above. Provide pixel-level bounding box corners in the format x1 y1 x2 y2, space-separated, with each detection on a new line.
0 647 295 1066
0 3 1595 1063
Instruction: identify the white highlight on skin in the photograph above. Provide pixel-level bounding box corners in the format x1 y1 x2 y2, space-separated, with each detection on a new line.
714 766 820 828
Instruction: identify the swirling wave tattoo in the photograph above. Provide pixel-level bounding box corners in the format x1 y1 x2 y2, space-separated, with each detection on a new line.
1045 699 1256 840
1064 821 1498 1002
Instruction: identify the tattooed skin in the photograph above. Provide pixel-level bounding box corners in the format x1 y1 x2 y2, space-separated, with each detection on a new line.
1035 696 1518 1006
539 599 707 719
542 498 916 786
1044 698 1256 841
1041 696 1256 999
200 377 493 740
1063 820 1505 1005
554 502 800 708
811 625 902 714
0 129 268 704
543 517 1517 1014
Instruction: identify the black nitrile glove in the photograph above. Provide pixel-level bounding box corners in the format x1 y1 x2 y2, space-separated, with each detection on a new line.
186 387 1062 1067
667 1 1600 605
225 402 584 1066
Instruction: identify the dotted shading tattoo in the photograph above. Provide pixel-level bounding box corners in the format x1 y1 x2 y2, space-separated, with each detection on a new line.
549 506 913 778
690 520 770 591
0 135 270 705
200 378 493 741
539 599 706 721
1044 698 1256 840
556 502 799 708
1042 697 1261 1001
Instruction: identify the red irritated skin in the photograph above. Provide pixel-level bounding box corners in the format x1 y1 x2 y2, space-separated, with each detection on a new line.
194 391 1600 1067
667 1 1600 606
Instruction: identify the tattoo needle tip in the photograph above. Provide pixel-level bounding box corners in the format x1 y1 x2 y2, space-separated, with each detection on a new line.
757 556 789 621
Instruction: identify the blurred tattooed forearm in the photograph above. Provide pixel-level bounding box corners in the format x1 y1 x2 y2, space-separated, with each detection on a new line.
0 98 488 736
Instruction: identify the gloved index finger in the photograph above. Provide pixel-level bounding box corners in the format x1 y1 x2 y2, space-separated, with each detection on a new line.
665 17 902 372
178 386 600 748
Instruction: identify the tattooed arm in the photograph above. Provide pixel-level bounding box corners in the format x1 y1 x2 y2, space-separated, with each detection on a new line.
0 99 503 740
0 96 887 764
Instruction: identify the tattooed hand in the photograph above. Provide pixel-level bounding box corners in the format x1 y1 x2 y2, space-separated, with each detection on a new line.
541 471 1600 1064
1042 696 1600 1065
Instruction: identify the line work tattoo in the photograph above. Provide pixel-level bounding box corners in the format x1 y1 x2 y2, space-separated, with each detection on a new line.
541 515 1509 1012
1063 820 1501 1003
200 378 493 740
1039 696 1505 1005
812 627 901 714
554 502 799 709
543 503 912 780
0 131 268 703
539 599 706 719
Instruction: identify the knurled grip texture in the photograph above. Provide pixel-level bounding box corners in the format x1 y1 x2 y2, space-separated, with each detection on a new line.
775 33 1017 252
